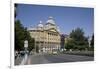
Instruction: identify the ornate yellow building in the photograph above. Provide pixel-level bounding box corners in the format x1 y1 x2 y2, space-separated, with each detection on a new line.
28 17 61 53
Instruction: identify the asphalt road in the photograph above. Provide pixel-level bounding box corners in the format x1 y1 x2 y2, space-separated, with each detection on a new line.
24 53 94 65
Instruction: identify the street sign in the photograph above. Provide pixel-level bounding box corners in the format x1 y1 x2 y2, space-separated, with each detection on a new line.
24 40 28 48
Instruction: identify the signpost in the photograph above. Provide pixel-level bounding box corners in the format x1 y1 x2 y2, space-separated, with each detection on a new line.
24 40 28 48
21 40 28 65
24 40 28 53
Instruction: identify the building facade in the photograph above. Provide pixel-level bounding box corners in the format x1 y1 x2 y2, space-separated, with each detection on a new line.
60 34 69 51
28 17 61 53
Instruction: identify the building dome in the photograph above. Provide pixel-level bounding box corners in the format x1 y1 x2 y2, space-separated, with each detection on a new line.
37 21 43 28
46 16 55 25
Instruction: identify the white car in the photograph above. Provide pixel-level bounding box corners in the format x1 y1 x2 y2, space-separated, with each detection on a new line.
53 51 57 55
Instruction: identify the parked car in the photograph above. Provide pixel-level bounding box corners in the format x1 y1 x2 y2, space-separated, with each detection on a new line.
52 49 58 55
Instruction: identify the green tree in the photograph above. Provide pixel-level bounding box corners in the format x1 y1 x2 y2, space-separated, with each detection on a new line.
65 28 89 51
15 20 25 51
70 28 85 41
90 34 94 50
15 20 35 52
28 38 35 52
65 38 75 50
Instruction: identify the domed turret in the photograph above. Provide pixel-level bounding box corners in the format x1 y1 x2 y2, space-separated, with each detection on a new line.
37 21 43 28
46 16 55 25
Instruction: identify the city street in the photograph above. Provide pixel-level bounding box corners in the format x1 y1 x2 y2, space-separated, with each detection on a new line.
15 53 94 65
15 4 94 66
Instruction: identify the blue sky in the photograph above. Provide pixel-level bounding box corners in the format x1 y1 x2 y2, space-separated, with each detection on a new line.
16 4 94 37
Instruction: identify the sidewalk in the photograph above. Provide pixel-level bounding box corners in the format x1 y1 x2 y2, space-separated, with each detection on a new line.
15 55 24 65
